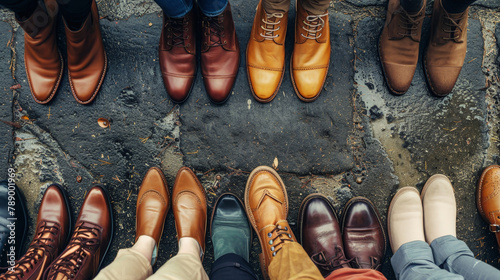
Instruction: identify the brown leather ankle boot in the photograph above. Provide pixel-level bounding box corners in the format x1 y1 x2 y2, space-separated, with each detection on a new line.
378 0 425 95
17 0 63 104
424 0 468 97
64 0 107 104
0 185 70 280
200 3 240 104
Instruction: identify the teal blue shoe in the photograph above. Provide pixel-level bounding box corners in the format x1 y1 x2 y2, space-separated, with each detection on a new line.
210 193 252 262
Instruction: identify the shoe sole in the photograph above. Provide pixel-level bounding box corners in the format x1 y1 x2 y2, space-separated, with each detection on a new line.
387 186 420 253
340 196 387 265
477 165 500 222
136 167 170 266
244 166 288 280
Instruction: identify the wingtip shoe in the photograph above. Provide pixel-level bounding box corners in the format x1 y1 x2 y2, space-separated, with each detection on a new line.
244 166 296 280
477 165 500 250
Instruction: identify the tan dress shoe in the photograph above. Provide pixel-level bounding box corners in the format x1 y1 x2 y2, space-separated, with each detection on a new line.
421 174 457 244
135 167 170 264
65 0 107 104
378 0 425 95
247 1 288 103
291 0 330 102
244 166 296 280
388 187 425 253
424 0 468 96
477 165 500 249
172 167 207 254
17 0 63 104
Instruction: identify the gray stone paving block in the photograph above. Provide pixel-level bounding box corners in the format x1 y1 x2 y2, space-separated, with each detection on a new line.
474 0 500 8
343 0 499 9
181 7 355 175
0 22 13 178
355 16 497 269
13 14 181 267
497 22 500 65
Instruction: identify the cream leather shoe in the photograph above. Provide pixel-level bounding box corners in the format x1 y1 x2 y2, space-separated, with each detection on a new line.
388 187 425 253
421 174 457 244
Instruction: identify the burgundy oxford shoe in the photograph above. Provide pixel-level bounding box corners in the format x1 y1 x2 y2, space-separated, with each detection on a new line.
298 194 351 277
341 197 386 270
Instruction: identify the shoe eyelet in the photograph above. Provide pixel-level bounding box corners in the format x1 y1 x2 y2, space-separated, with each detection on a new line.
288 234 292 238
278 225 281 229
223 40 227 44
284 227 288 231
272 252 276 256
270 246 275 251
269 240 273 245
268 233 272 238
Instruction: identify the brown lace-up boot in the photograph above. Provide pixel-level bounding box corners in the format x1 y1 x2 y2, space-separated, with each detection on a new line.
247 1 288 103
0 185 70 280
64 0 107 104
291 0 330 102
378 0 425 95
200 3 240 104
17 0 63 104
245 166 296 280
424 0 468 97
44 186 113 280
159 10 197 103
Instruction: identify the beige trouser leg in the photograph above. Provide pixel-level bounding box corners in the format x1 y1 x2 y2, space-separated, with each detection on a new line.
94 249 153 280
94 250 208 280
147 253 209 280
262 0 291 13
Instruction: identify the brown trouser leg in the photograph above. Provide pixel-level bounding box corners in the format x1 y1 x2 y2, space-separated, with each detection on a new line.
268 242 324 280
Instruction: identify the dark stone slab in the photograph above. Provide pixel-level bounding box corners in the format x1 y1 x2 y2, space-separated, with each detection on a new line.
181 4 355 175
0 22 13 178
355 16 496 272
474 0 500 8
14 14 180 267
497 23 500 65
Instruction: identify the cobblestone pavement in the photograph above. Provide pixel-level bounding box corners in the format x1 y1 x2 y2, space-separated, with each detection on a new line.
0 0 499 278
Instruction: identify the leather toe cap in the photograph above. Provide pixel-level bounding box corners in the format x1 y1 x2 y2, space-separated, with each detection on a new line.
382 62 416 95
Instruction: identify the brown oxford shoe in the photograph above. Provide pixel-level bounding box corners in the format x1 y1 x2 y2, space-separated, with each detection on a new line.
378 0 425 95
0 185 70 280
44 186 113 280
247 2 288 103
64 0 107 104
341 197 386 270
477 165 500 250
298 194 350 277
291 0 330 102
424 0 468 97
172 167 207 254
245 166 296 280
200 3 240 104
135 167 170 264
159 10 197 103
17 0 63 104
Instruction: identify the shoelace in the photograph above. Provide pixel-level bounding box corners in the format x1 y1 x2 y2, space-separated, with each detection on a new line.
260 13 284 40
47 222 100 279
311 248 353 272
441 12 466 42
266 224 294 257
202 14 226 47
396 8 422 38
165 17 188 47
2 222 60 279
301 13 328 40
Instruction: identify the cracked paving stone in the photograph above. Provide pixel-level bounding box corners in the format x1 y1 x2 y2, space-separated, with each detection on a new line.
355 16 497 272
181 7 355 175
0 21 13 179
